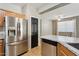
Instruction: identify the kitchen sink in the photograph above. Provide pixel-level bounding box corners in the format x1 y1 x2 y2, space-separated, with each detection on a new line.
68 43 79 50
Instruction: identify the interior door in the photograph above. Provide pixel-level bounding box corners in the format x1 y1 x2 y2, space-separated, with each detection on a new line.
31 17 38 48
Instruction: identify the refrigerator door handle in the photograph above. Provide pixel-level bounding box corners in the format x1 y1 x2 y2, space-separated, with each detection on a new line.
8 40 27 46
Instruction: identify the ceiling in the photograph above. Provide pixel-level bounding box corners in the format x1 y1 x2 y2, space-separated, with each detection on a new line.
12 3 27 7
11 3 55 9
28 3 49 9
12 3 69 14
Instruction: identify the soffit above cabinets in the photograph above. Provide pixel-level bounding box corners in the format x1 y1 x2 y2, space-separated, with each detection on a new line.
39 3 70 14
38 3 60 13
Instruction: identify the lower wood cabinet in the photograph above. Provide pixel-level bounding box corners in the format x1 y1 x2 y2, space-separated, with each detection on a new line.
0 40 4 56
57 43 76 56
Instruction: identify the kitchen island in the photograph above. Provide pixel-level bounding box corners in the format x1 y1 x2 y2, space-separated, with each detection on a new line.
41 35 79 56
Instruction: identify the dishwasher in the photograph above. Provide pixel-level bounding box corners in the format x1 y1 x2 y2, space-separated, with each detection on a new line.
41 39 57 56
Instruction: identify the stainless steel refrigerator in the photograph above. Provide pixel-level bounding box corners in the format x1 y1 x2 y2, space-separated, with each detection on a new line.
4 16 28 56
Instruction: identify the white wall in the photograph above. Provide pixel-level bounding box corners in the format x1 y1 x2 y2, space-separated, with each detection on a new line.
0 3 22 13
24 4 39 18
40 19 53 36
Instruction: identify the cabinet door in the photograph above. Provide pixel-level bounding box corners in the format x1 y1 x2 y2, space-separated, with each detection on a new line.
0 40 4 56
0 16 4 27
0 10 5 27
0 45 3 56
57 43 76 56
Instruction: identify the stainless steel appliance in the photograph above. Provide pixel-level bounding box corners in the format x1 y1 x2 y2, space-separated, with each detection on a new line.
4 16 28 56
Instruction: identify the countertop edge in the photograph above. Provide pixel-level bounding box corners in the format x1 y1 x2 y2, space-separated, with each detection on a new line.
41 35 79 56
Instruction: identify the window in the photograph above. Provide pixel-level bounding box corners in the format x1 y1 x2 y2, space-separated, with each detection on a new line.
58 20 75 32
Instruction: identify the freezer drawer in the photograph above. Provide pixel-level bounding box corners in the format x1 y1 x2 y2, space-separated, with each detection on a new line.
6 41 28 56
16 41 28 55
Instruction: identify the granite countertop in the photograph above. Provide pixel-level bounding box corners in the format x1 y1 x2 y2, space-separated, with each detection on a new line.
40 35 79 56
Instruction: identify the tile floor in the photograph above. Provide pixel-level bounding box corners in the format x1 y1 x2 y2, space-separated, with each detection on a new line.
22 46 41 56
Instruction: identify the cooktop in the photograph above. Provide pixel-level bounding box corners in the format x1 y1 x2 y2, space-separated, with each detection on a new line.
68 43 79 50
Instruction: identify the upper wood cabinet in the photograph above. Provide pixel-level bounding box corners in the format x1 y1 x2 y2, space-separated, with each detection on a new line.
5 11 16 17
0 10 5 27
5 11 26 19
0 16 4 27
0 9 26 18
0 10 26 27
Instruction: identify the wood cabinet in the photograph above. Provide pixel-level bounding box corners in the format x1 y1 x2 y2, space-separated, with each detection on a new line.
0 10 5 27
0 40 4 56
57 43 76 56
0 9 26 19
5 11 26 18
0 16 4 27
0 10 26 27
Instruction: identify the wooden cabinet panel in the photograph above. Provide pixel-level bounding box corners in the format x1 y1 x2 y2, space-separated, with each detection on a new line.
0 16 4 27
5 11 26 19
57 43 76 56
0 10 26 19
0 40 4 56
0 45 3 56
5 11 16 17
0 10 5 27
